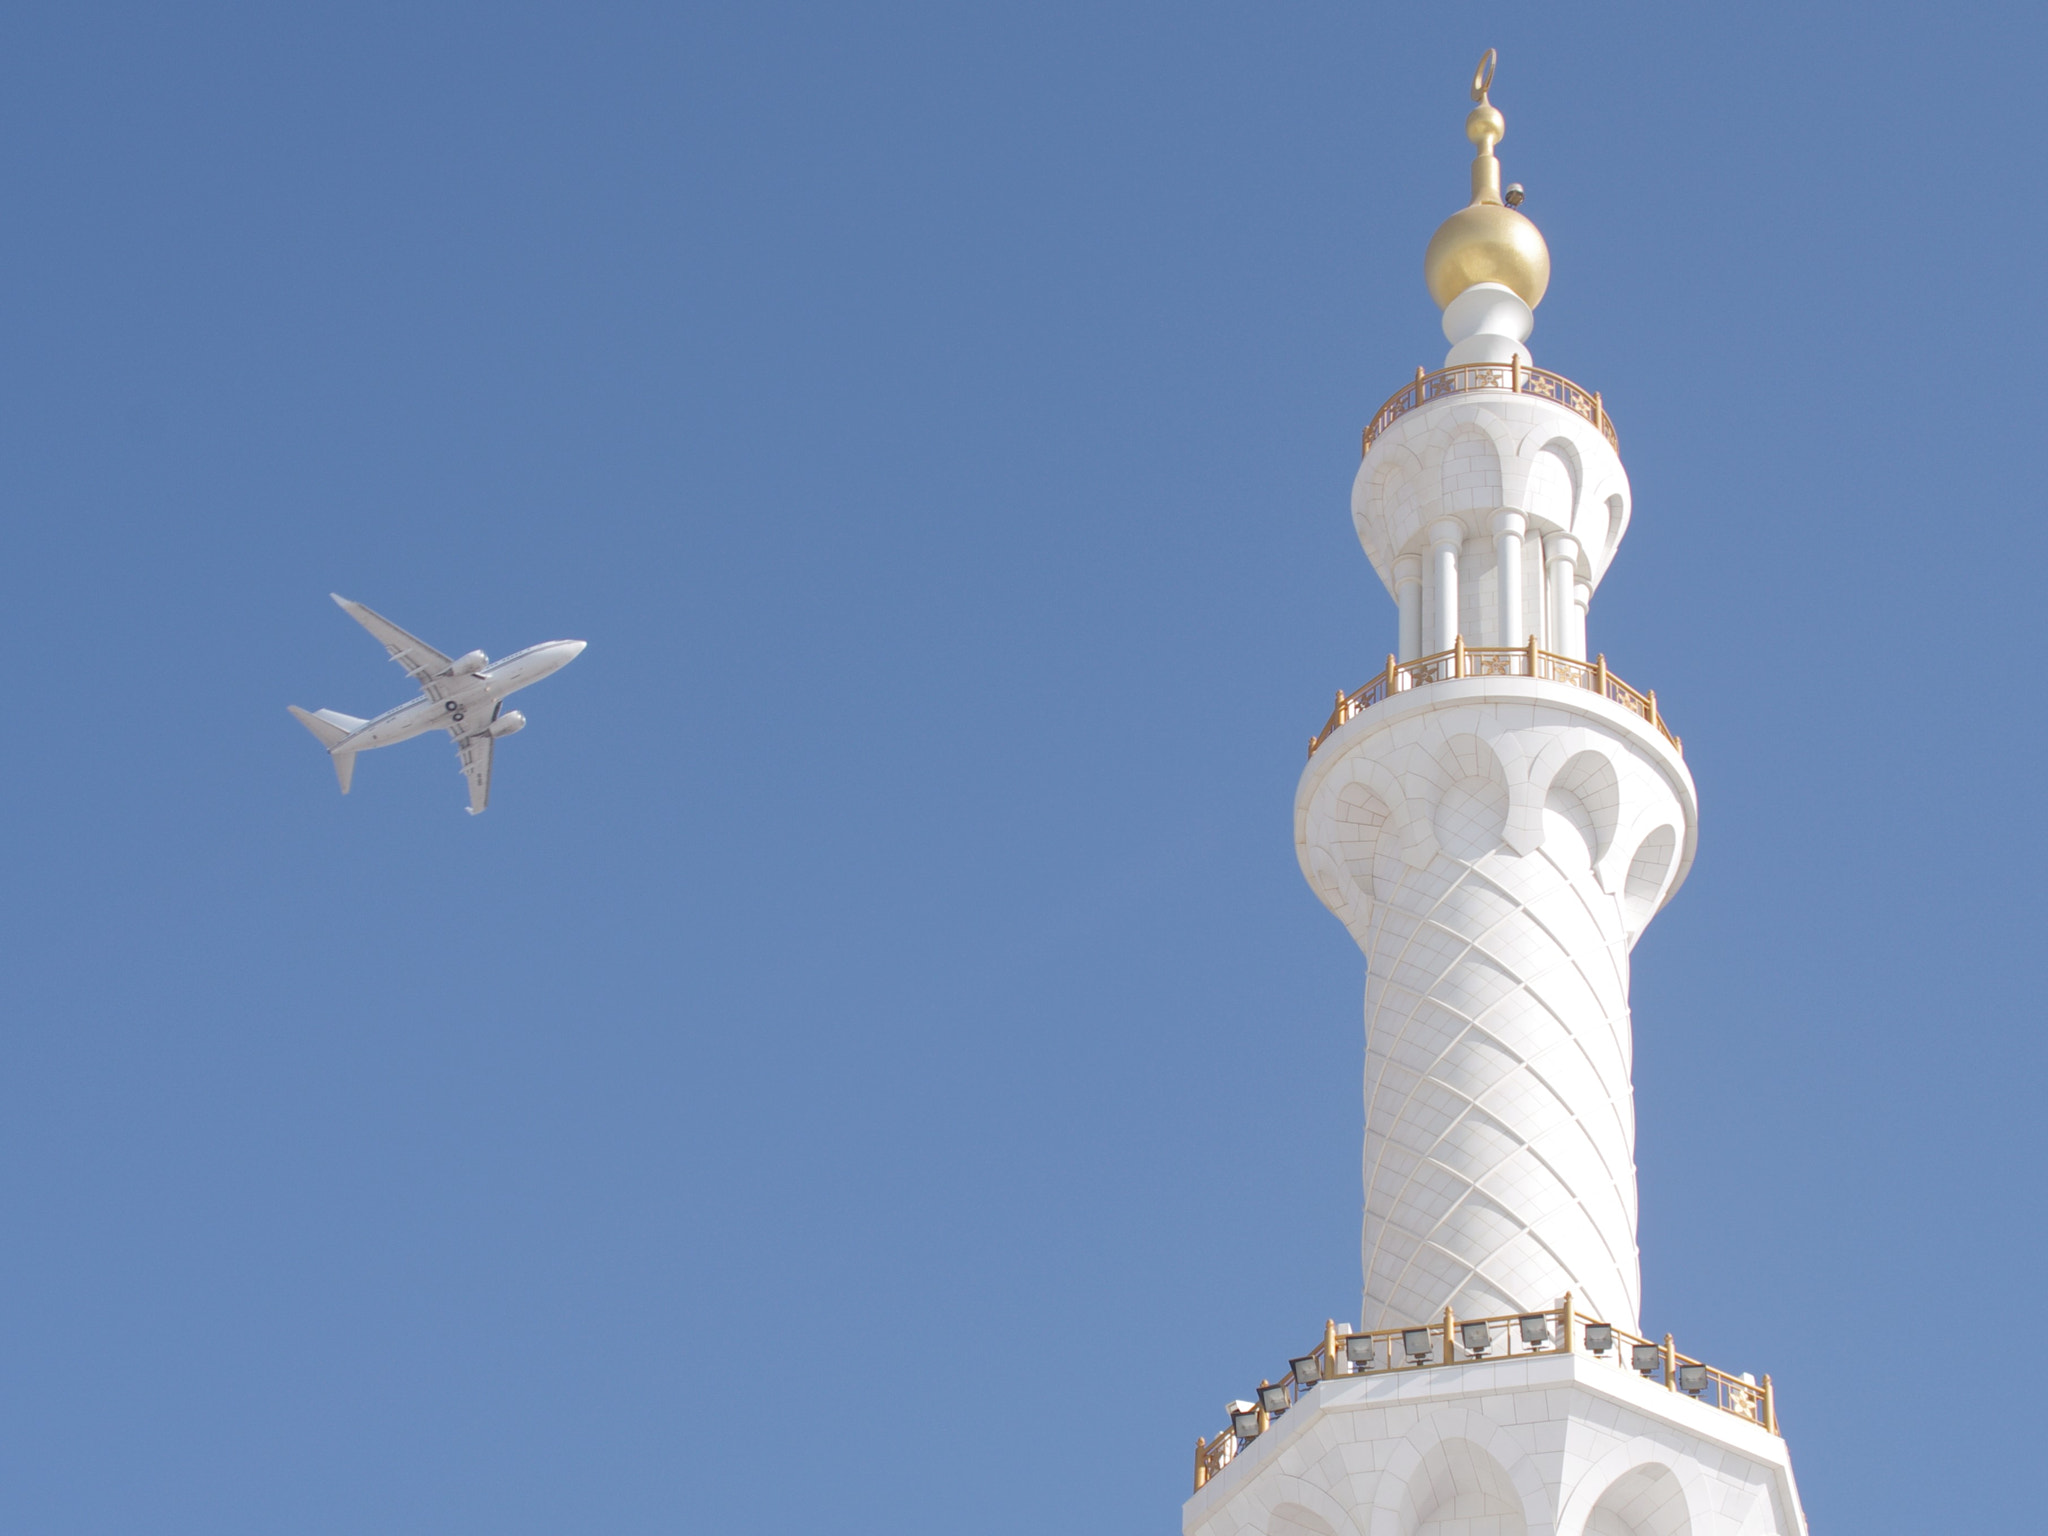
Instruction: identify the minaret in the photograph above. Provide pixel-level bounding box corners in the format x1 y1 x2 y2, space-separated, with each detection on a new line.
1185 54 1806 1536
1305 51 1681 1342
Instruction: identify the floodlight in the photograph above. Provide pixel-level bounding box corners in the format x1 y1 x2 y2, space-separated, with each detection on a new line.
1678 1363 1708 1396
1518 1314 1551 1347
1290 1353 1322 1388
1345 1333 1377 1368
1632 1344 1662 1376
1403 1328 1433 1364
1584 1323 1614 1354
1258 1382 1291 1416
1459 1320 1493 1357
1230 1405 1261 1441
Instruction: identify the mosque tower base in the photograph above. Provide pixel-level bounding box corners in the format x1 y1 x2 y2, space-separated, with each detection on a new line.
1183 1349 1806 1536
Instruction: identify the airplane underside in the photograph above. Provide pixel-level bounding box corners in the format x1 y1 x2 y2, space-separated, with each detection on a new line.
288 596 582 814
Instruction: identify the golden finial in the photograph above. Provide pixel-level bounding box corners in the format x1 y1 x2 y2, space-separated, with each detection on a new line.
1466 48 1505 204
1471 47 1496 100
1422 48 1550 310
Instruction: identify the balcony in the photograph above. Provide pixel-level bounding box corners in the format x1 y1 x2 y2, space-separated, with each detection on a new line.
1308 639 1679 759
1363 359 1617 457
1194 1298 1777 1492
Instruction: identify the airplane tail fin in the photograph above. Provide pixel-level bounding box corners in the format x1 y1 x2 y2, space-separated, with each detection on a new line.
288 706 368 795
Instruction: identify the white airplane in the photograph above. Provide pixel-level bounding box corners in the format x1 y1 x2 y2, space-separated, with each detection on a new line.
289 595 586 814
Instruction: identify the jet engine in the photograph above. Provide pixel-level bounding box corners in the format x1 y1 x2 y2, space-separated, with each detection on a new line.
445 650 488 676
487 710 526 738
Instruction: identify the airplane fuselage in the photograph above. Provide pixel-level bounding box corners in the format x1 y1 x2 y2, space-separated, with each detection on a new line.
340 639 587 753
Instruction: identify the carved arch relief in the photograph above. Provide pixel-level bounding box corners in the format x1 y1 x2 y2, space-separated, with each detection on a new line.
1582 1463 1694 1536
1366 1411 1548 1536
1355 400 1632 598
1431 732 1510 862
1621 823 1679 935
1544 749 1623 868
1358 443 1428 577
1523 437 1578 533
1401 1440 1529 1536
1601 492 1627 557
1232 1474 1359 1536
1300 718 1692 952
1555 1438 1724 1536
1439 423 1505 516
1324 781 1395 921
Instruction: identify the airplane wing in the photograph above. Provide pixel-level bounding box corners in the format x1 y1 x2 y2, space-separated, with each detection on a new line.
332 595 456 697
453 714 495 815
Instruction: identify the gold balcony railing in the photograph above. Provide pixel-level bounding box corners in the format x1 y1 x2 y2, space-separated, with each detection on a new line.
1307 639 1680 759
1192 1298 1777 1493
1362 359 1616 456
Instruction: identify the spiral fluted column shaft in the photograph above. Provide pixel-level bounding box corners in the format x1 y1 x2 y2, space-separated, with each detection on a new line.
1297 682 1695 1337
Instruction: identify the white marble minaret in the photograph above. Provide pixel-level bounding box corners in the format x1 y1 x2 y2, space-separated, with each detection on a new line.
1185 54 1806 1536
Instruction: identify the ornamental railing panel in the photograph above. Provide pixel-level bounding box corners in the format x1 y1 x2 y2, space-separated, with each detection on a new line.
1192 1299 1778 1492
1361 359 1616 456
1307 640 1680 758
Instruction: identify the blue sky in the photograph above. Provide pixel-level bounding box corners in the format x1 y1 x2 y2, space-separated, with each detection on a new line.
0 4 2039 1532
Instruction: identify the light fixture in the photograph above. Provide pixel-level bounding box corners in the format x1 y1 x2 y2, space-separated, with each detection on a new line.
1403 1328 1433 1364
1230 1403 1261 1441
1584 1323 1614 1355
1678 1363 1708 1396
1459 1320 1493 1357
1345 1333 1377 1368
1290 1353 1323 1388
1258 1382 1291 1416
1518 1314 1551 1347
1631 1344 1662 1377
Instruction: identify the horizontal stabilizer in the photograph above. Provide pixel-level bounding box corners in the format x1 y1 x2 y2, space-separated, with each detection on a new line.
288 706 368 795
288 705 366 748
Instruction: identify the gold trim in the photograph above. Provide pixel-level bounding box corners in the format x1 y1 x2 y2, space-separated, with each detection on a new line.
1307 639 1681 759
1192 1302 1781 1491
1362 361 1617 457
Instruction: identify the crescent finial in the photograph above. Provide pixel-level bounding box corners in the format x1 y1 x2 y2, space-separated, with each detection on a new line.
1471 48 1497 104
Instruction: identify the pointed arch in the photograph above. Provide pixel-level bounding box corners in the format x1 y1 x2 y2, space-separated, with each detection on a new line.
1557 1438 1714 1536
1366 1409 1546 1536
1439 421 1506 516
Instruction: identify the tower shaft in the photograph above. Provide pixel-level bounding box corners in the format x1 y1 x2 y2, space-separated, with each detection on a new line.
1300 670 1693 1335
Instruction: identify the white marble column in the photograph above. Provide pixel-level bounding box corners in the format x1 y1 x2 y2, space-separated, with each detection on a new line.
1428 519 1463 654
1545 533 1580 658
1393 554 1423 662
1573 579 1591 662
1492 510 1526 646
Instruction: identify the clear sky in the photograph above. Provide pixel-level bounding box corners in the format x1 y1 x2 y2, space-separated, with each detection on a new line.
1 4 2038 1532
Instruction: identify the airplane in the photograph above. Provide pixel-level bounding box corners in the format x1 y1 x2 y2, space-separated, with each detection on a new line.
289 594 586 814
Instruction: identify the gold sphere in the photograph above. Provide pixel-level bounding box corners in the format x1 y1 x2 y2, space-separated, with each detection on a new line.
1423 201 1550 309
1465 104 1504 149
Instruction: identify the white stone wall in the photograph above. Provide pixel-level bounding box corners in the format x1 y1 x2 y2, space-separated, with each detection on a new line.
1183 1353 1806 1536
1296 680 1696 1336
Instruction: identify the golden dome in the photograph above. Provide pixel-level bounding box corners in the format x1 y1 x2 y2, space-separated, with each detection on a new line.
1425 202 1549 309
1422 51 1551 311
